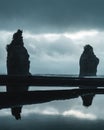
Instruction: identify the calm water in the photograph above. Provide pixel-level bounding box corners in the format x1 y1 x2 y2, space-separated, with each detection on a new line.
0 86 104 130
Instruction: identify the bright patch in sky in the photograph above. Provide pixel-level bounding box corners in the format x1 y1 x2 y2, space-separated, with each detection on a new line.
23 30 99 41
63 110 97 120
64 30 98 40
0 29 99 43
24 32 61 42
41 107 59 115
0 107 97 121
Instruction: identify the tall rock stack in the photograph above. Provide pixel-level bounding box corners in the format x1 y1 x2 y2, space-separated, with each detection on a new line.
6 29 30 119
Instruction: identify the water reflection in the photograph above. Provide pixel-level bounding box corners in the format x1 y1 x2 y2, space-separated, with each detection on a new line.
79 44 99 107
11 106 22 120
0 89 104 119
81 93 95 107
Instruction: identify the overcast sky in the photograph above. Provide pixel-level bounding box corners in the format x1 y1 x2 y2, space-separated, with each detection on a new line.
0 0 104 33
0 0 104 129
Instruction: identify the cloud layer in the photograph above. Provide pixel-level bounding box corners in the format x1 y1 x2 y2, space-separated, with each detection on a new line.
0 30 104 75
0 0 104 32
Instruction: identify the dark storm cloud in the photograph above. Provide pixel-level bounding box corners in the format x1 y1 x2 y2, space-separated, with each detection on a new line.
0 113 103 130
0 0 104 32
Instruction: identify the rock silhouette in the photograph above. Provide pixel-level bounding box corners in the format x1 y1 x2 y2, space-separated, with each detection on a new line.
6 29 30 120
79 45 99 107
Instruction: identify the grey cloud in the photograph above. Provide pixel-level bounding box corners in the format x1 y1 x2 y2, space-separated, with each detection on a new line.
0 30 81 74
26 36 80 57
24 36 80 74
0 0 104 32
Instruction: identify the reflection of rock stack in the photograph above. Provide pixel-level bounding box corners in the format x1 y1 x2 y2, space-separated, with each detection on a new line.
6 29 30 120
79 45 99 107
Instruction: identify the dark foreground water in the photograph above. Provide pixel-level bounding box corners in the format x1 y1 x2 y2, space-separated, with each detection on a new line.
0 93 104 130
